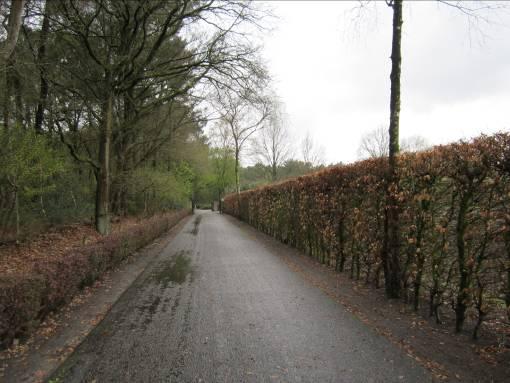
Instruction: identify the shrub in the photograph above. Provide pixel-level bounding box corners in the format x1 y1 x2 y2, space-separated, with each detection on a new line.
0 210 189 349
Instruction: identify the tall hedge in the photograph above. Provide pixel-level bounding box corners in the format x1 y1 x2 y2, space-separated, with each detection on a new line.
224 133 510 338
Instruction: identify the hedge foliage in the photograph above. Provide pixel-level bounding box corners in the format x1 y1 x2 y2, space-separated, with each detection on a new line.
0 210 189 349
224 133 510 338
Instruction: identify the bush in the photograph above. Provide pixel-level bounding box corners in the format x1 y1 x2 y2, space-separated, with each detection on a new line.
0 210 189 349
224 133 510 338
0 128 95 243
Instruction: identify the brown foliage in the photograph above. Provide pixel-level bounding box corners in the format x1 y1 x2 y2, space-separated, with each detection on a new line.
224 133 510 338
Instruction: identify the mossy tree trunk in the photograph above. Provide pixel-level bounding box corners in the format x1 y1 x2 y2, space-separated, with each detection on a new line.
382 0 404 299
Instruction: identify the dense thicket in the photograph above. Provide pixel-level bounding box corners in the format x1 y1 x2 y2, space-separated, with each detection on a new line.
224 133 510 338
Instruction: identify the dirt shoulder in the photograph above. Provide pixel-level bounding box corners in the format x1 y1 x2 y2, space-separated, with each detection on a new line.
245 219 510 383
0 216 191 383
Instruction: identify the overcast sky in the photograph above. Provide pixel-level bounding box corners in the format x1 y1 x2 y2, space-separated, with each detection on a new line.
260 1 510 164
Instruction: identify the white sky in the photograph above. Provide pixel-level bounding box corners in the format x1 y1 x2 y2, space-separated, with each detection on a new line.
260 1 510 164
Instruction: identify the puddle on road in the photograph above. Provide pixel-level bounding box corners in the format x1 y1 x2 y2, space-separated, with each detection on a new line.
151 250 192 287
190 215 202 235
147 296 161 315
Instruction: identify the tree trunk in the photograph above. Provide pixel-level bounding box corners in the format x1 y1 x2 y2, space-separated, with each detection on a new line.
455 189 472 332
235 147 240 195
383 0 403 299
14 187 20 243
388 0 402 164
111 91 134 216
95 92 113 235
234 144 241 215
336 218 346 272
3 61 12 130
412 212 425 311
1 0 26 61
13 68 23 127
505 228 510 321
34 0 51 134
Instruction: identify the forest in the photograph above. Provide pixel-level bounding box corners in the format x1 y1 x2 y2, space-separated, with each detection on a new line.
0 0 327 244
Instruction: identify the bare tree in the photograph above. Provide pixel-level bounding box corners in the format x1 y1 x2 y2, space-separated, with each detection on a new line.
401 135 430 152
210 122 235 212
215 90 270 195
253 99 292 181
357 125 389 159
301 131 325 167
358 126 429 159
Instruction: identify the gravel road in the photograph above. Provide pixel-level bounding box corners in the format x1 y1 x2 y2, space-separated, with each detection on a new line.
51 210 432 383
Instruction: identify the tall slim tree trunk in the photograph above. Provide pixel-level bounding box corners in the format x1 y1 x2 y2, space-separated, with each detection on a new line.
112 90 134 216
505 228 510 321
455 189 472 332
235 147 240 195
1 0 26 61
13 69 23 127
272 149 277 181
234 144 242 216
2 0 27 131
2 0 24 131
383 0 403 298
3 62 12 131
34 0 51 134
95 91 113 235
14 186 20 243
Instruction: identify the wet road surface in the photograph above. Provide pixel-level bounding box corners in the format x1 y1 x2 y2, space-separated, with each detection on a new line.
52 210 431 382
